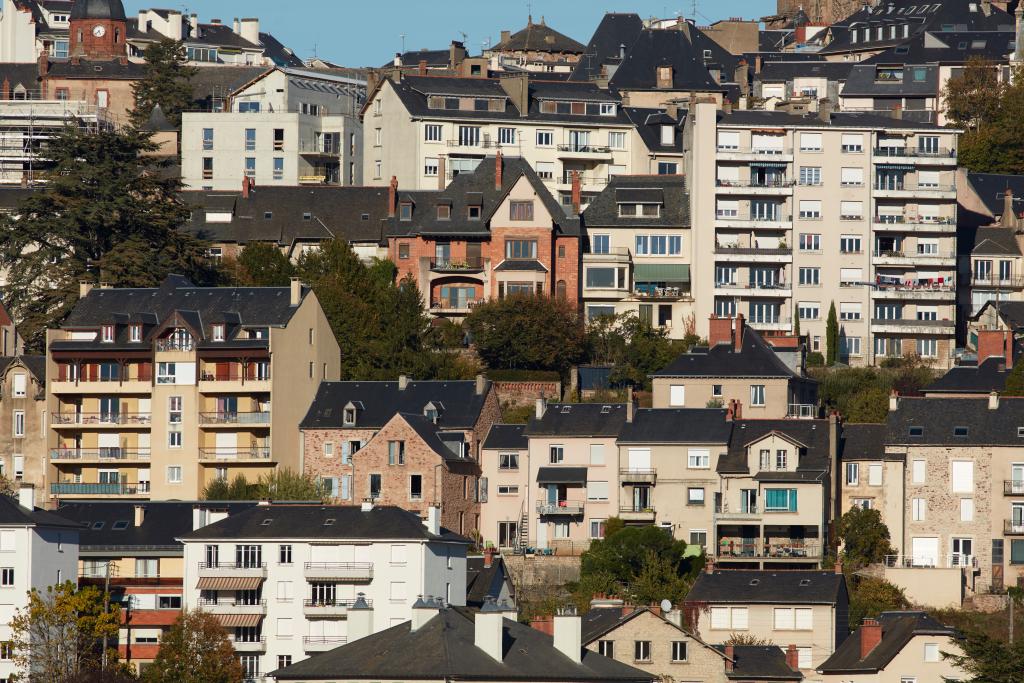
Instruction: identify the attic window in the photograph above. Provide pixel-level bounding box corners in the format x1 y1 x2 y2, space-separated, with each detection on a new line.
400 203 413 221
601 405 611 414
909 426 923 437
560 405 571 414
894 46 909 55
212 324 225 342
129 324 142 343
343 407 356 426
954 426 969 437
101 325 114 343
264 212 273 219
91 521 105 530
467 205 481 220
702 49 712 59
437 205 451 220
799 579 811 586
303 212 312 221
361 213 369 220
1018 427 1024 437
323 518 336 526
80 521 90 528
112 521 129 530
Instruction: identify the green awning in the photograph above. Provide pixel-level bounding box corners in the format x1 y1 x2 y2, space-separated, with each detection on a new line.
634 264 690 282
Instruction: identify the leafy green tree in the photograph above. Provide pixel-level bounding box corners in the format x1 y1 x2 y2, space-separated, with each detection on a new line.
848 577 909 629
10 582 122 682
826 302 839 366
0 126 208 350
465 295 585 372
842 386 891 423
233 242 296 286
202 474 258 501
954 64 1024 174
942 629 1024 683
202 469 328 501
584 311 697 390
143 609 242 683
836 506 896 568
943 57 1004 132
130 38 198 128
1004 360 1024 396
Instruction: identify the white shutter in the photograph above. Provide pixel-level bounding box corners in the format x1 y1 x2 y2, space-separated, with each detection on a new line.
774 608 795 630
868 464 882 486
798 647 812 669
628 448 651 470
795 608 813 630
752 133 783 151
390 544 408 564
840 200 863 217
960 498 974 521
911 537 939 566
716 199 739 213
587 481 609 500
277 581 292 600
839 302 862 317
840 268 862 282
799 200 822 214
762 83 785 98
912 460 926 483
800 132 822 150
0 530 14 551
840 167 863 184
952 461 974 492
841 133 862 148
717 131 740 149
711 607 729 629
918 170 940 186
731 607 748 629
12 374 25 396
589 444 604 465
716 165 740 182
669 385 685 406
277 618 293 636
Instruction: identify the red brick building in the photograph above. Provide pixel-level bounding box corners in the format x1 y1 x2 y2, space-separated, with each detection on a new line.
385 153 581 317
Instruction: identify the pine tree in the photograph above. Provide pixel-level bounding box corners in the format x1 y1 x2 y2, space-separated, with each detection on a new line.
130 38 198 128
826 302 839 366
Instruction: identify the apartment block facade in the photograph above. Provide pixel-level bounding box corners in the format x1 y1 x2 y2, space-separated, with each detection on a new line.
687 102 960 368
45 276 339 503
182 67 365 191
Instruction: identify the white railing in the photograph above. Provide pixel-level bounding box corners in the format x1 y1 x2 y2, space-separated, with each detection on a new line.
884 554 977 569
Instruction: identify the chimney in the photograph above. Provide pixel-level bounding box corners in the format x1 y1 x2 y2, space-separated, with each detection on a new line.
705 556 715 574
619 43 627 59
978 329 1012 366
571 171 581 215
0 77 9 101
890 103 903 120
818 98 834 123
418 59 428 75
888 390 899 412
450 40 467 67
79 280 94 298
535 398 546 420
483 546 496 568
424 504 441 535
394 52 403 67
982 0 992 16
191 507 205 530
621 603 634 617
724 644 734 672
734 314 745 352
348 593 374 642
16 485 33 510
500 29 511 44
411 595 441 630
239 18 260 45
388 176 398 217
834 556 843 575
626 386 634 423
37 51 48 77
786 644 799 670
242 176 252 199
553 605 582 664
990 391 1000 410
233 17 240 34
860 619 883 659
476 374 487 395
475 598 506 661
133 504 145 527
399 374 410 390
708 315 732 346
530 615 554 634
189 13 198 36
495 150 503 190
361 499 375 512
289 277 301 307
755 53 763 73
437 156 446 190
498 74 530 118
1002 188 1016 227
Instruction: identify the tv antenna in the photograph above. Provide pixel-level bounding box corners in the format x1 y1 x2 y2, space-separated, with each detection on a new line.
400 33 406 54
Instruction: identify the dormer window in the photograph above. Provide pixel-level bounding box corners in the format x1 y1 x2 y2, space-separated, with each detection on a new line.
129 324 141 342
425 407 438 422
101 325 114 343
343 407 356 426
437 205 451 220
400 203 412 221
467 205 481 220
212 324 225 342
656 65 673 88
660 125 674 146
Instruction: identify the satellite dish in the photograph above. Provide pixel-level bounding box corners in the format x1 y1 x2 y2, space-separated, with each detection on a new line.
660 599 672 613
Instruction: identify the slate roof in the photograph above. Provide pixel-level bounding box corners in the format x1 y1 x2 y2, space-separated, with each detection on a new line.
482 424 528 451
569 13 645 82
885 396 1024 445
687 570 846 605
0 355 46 386
45 58 147 79
607 28 724 94
182 186 390 248
0 63 43 94
621 107 685 154
271 607 652 681
301 379 490 431
652 326 803 379
839 423 891 461
817 611 956 673
971 227 1021 256
383 155 579 238
970 300 1024 329
525 403 627 437
923 356 1010 395
718 108 945 131
617 408 732 444
964 172 1024 218
191 66 269 109
179 504 471 543
397 412 472 463
141 104 174 132
386 48 452 69
719 419 833 476
56 501 256 552
257 32 304 67
841 63 939 98
583 174 689 228
466 555 514 608
863 30 1016 66
493 19 585 54
0 494 81 529
70 0 125 20
757 60 853 81
712 645 802 681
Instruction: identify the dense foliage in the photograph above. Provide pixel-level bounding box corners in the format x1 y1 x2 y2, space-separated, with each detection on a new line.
202 469 328 501
946 61 1024 174
143 609 243 683
812 360 936 422
847 576 909 629
585 312 699 390
826 302 839 366
130 38 198 128
941 628 1024 683
231 242 296 286
465 294 585 372
836 506 896 568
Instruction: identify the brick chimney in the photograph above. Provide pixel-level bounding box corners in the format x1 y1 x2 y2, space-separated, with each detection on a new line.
724 644 734 672
437 156 446 190
709 315 733 346
571 171 581 215
388 176 398 217
860 619 882 659
37 51 48 77
495 150 503 190
734 313 745 352
1 77 9 100
483 546 496 568
530 615 554 635
978 329 1013 368
242 176 252 199
834 556 843 575
786 644 799 670
1003 187 1016 226
419 59 428 75
621 603 634 617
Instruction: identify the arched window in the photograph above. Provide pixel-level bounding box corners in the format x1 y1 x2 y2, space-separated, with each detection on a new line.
114 28 121 43
556 280 567 299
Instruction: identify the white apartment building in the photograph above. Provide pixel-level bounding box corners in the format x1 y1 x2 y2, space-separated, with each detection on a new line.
361 74 676 207
687 102 959 367
0 487 80 682
182 67 365 191
178 503 469 680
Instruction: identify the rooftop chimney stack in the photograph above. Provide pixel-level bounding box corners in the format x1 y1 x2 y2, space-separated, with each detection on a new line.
239 18 260 45
990 390 1001 410
79 281 94 299
786 644 799 670
347 593 374 642
483 546 496 568
17 485 33 510
571 171 581 215
535 398 546 420
552 605 582 664
133 504 145 527
495 150 503 190
289 277 301 307
475 374 487 395
626 386 634 423
388 176 398 217
888 390 899 412
724 644 734 672
398 374 410 390
501 30 511 44
475 598 506 661
424 505 441 535
860 618 883 659
734 314 745 352
411 595 441 631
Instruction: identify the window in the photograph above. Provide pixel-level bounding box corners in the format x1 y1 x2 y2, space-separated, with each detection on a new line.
840 235 862 253
506 239 537 259
924 643 939 662
765 488 797 511
917 338 938 358
868 464 882 486
657 162 678 175
12 411 23 438
669 385 685 406
689 530 707 548
587 481 609 501
912 460 926 484
609 131 626 149
202 128 213 150
912 497 927 521
279 545 292 564
388 441 405 465
776 450 788 469
0 567 13 586
598 640 614 657
798 302 820 321
842 336 862 357
497 485 519 495
536 130 553 147
278 655 293 669
423 123 443 142
687 488 705 505
840 201 863 220
498 127 516 145
799 166 821 185
799 200 821 219
129 324 141 342
273 157 284 180
688 449 710 469
635 641 652 662
390 581 407 602
244 128 256 151
774 607 813 629
800 132 822 151
510 201 534 221
960 498 974 522
840 302 862 321
424 157 439 177
244 157 255 178
135 558 157 578
499 453 519 470
750 385 765 406
167 466 182 484
799 233 821 251
841 167 864 186
0 641 11 660
952 461 973 492
549 445 564 464
710 606 748 630
799 267 820 286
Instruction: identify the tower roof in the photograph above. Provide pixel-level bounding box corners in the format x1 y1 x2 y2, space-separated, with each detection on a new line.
70 0 127 21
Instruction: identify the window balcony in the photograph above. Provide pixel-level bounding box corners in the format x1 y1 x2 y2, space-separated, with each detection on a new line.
584 247 631 264
715 146 793 162
633 287 691 301
715 538 821 560
302 597 371 618
619 469 657 484
198 372 271 393
197 562 267 580
536 500 585 516
715 213 791 229
428 257 486 273
1007 519 1024 535
871 147 956 164
714 246 792 263
303 562 374 582
51 412 151 427
299 141 341 157
50 448 151 462
713 505 760 521
198 411 271 426
715 179 794 195
871 216 955 232
884 554 977 569
618 505 655 522
430 299 480 315
712 282 792 298
869 318 955 335
1004 480 1024 496
872 250 955 266
303 636 348 652
230 637 267 653
556 143 612 157
971 277 1024 289
872 282 955 300
787 404 818 419
873 183 956 199
155 339 194 352
50 377 152 394
51 482 145 497
196 598 267 616
198 448 272 462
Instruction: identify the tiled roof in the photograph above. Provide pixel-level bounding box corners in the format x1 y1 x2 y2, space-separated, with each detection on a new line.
839 423 891 461
964 172 1024 218
0 494 81 529
885 396 1024 445
617 408 732 444
970 300 1024 329
465 555 514 607
757 60 853 81
971 227 1021 256
841 63 938 97
923 356 1010 395
607 28 724 93
652 327 802 379
862 30 1016 65
482 424 528 450
719 419 833 475
712 645 803 681
569 13 645 82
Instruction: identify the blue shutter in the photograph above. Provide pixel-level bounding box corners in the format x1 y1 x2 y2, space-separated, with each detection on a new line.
341 441 351 464
789 489 798 512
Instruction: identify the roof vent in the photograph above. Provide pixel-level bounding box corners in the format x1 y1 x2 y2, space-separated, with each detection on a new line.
749 579 760 586
323 518 336 526
112 520 129 530
600 405 611 414
260 518 273 526
560 405 571 414
799 579 811 586
91 521 104 530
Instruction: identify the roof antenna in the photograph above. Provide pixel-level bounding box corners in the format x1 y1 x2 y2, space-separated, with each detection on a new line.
400 33 406 54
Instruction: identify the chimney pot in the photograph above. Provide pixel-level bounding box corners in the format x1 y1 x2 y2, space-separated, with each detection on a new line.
483 546 495 568
476 374 487 395
79 280 94 298
535 398 546 420
553 606 582 664
399 374 410 390
734 314 745 352
388 176 398 217
133 504 145 527
888 390 899 412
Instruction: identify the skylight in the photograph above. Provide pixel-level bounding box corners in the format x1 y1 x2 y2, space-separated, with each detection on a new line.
112 521 129 530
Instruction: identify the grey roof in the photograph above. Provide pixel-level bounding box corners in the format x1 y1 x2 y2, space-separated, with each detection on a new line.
398 412 474 463
719 420 832 476
537 466 588 484
617 408 732 444
386 48 451 69
190 66 269 109
70 0 125 20
525 403 627 437
818 611 956 673
179 504 471 543
300 379 491 430
0 355 45 387
970 300 1024 329
56 501 256 552
271 607 653 681
482 424 528 451
0 63 43 93
493 19 585 54
583 175 689 228
0 494 81 529
964 172 1024 218
569 13 645 82
607 28 724 93
863 30 1016 66
885 396 1024 445
718 108 945 131
182 186 391 248
924 356 1010 395
46 58 146 80
841 63 938 98
687 570 846 605
758 60 853 81
972 227 1022 256
466 555 514 607
652 326 802 379
257 32 304 67
384 155 579 238
712 645 802 681
839 423 891 461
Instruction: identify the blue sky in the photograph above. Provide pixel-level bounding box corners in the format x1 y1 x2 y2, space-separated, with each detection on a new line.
124 0 775 67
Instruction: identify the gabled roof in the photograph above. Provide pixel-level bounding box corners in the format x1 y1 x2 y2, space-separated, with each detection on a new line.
493 18 585 54
718 419 832 475
651 326 802 379
617 408 732 444
466 555 515 608
525 403 627 437
885 396 1024 445
970 299 1024 329
583 174 689 228
394 412 472 463
840 62 938 98
569 13 645 82
0 355 46 386
271 607 652 681
863 30 1016 65
581 605 718 650
758 60 853 81
817 611 956 673
300 379 491 431
179 504 471 543
607 28 723 93
971 227 1022 256
923 356 1010 395
964 172 1024 218
712 645 802 681
482 424 528 450
0 494 81 529
687 570 846 605
839 423 892 461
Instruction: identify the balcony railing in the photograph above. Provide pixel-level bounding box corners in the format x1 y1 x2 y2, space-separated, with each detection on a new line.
747 316 791 326
429 257 485 271
198 412 271 425
298 141 340 156
536 500 585 515
972 277 1024 289
303 636 348 650
198 448 271 460
198 562 266 571
714 504 759 518
1004 480 1024 495
787 404 818 419
716 146 792 155
715 213 791 223
869 318 955 330
556 143 611 153
198 372 271 383
714 247 791 257
873 147 955 158
303 562 374 581
873 216 955 225
619 469 657 483
884 554 977 568
873 250 954 260
302 598 372 608
1004 519 1024 535
52 412 151 425
873 183 956 193
715 179 794 189
51 482 142 495
716 539 821 559
50 448 151 460
619 505 655 515
633 287 690 300
431 300 480 312
155 339 194 352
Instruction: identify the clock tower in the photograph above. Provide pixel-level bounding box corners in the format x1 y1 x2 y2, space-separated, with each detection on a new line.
68 0 127 59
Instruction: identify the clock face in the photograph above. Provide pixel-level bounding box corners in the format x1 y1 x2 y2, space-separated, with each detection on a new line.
92 24 106 37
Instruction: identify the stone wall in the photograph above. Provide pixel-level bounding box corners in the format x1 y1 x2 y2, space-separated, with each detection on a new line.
492 380 562 408
504 553 581 589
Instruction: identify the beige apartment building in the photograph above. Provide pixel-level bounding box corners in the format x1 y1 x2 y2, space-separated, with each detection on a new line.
182 67 365 190
479 424 529 550
686 101 960 367
0 356 47 504
45 276 339 503
837 423 904 554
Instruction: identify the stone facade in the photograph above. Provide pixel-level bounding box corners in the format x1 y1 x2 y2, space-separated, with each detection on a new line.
839 459 905 554
0 357 47 505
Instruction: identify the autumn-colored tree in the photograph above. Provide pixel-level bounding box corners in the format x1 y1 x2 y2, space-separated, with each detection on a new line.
143 609 242 683
942 57 1003 131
